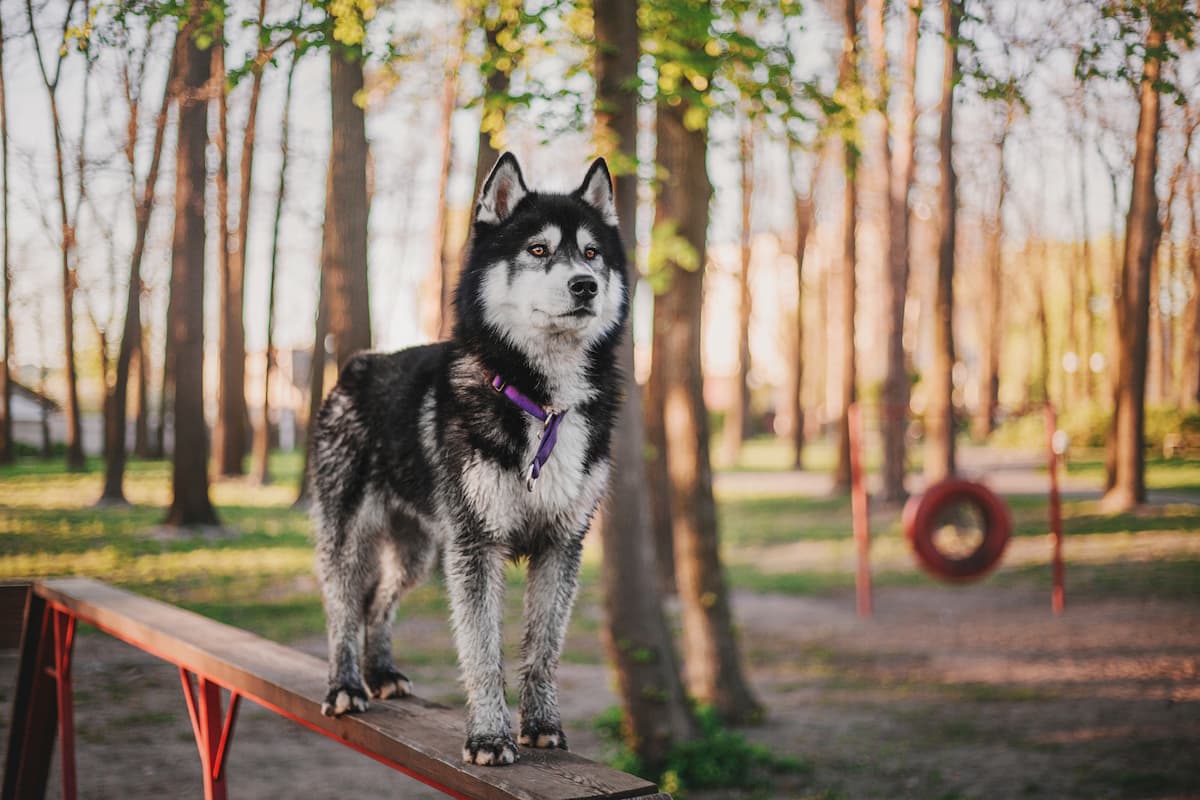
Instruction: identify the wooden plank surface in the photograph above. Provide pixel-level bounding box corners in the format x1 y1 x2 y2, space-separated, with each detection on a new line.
33 578 661 800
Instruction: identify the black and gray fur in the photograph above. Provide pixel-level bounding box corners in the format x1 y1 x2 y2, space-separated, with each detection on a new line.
310 153 628 766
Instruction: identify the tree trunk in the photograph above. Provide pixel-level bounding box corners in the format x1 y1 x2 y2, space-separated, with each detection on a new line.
101 30 179 504
832 0 860 494
1066 217 1081 408
165 10 219 528
1078 121 1097 402
133 335 150 457
468 19 508 221
1184 161 1199 406
213 29 249 478
875 0 919 501
296 168 334 507
924 0 959 485
1147 227 1163 405
0 8 11 464
815 256 829 447
444 17 508 339
1101 154 1125 490
226 0 269 478
593 0 698 765
1103 24 1163 512
1037 264 1049 404
722 113 754 465
1153 150 1187 405
789 149 814 470
1161 238 1175 404
27 0 86 471
39 366 51 458
326 43 372 368
973 114 1008 441
657 97 761 723
154 299 173 459
642 0 675 592
433 15 464 341
644 304 676 594
254 37 301 486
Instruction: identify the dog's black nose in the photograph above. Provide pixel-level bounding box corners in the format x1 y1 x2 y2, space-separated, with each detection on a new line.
569 276 599 299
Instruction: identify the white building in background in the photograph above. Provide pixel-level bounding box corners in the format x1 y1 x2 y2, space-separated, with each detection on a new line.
4 381 61 452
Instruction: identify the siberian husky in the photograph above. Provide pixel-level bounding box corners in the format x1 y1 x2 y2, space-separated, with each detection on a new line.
310 153 628 766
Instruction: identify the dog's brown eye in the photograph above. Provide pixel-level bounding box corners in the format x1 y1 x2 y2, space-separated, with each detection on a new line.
584 246 598 260
528 244 547 257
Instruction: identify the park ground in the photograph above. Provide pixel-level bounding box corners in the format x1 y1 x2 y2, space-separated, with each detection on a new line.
1 441 1198 799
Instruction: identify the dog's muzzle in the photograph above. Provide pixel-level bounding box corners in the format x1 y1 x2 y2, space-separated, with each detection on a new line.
568 275 598 299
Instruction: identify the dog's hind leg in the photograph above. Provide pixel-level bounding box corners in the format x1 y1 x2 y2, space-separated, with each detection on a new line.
363 522 436 700
315 499 380 717
444 531 516 766
360 579 405 700
318 568 371 716
517 537 583 750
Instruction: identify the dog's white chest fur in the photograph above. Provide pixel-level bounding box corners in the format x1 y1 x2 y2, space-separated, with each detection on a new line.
461 412 607 539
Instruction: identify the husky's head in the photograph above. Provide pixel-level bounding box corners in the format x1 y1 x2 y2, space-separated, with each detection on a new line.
455 153 629 375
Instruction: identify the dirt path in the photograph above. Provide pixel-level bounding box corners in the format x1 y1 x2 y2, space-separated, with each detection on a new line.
732 586 1200 799
4 579 1198 799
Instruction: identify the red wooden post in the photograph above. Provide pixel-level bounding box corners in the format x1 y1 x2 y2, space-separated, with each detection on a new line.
1045 404 1065 614
53 609 77 800
848 402 872 617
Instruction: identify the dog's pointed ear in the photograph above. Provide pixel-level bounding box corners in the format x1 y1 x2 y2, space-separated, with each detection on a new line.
475 152 528 225
575 158 618 226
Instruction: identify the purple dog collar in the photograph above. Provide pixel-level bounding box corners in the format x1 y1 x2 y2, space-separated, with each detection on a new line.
491 374 567 492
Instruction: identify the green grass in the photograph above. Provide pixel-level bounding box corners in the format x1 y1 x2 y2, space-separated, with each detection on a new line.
717 435 924 474
3 445 1198 643
1064 454 1200 493
718 493 859 546
0 452 323 641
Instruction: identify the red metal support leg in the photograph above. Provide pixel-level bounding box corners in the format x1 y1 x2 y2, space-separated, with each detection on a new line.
3 589 58 800
52 609 78 800
213 691 241 783
180 669 237 800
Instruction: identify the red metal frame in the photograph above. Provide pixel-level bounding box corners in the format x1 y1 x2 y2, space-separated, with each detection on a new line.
179 668 240 800
39 599 473 800
51 609 76 800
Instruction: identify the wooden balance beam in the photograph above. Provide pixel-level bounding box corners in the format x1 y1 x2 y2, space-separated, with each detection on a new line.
2 578 668 800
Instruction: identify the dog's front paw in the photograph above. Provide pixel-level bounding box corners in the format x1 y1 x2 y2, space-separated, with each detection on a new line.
365 665 413 700
321 684 369 717
463 732 519 766
519 721 568 750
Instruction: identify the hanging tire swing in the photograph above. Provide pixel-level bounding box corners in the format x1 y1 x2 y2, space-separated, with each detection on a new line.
903 479 1012 582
